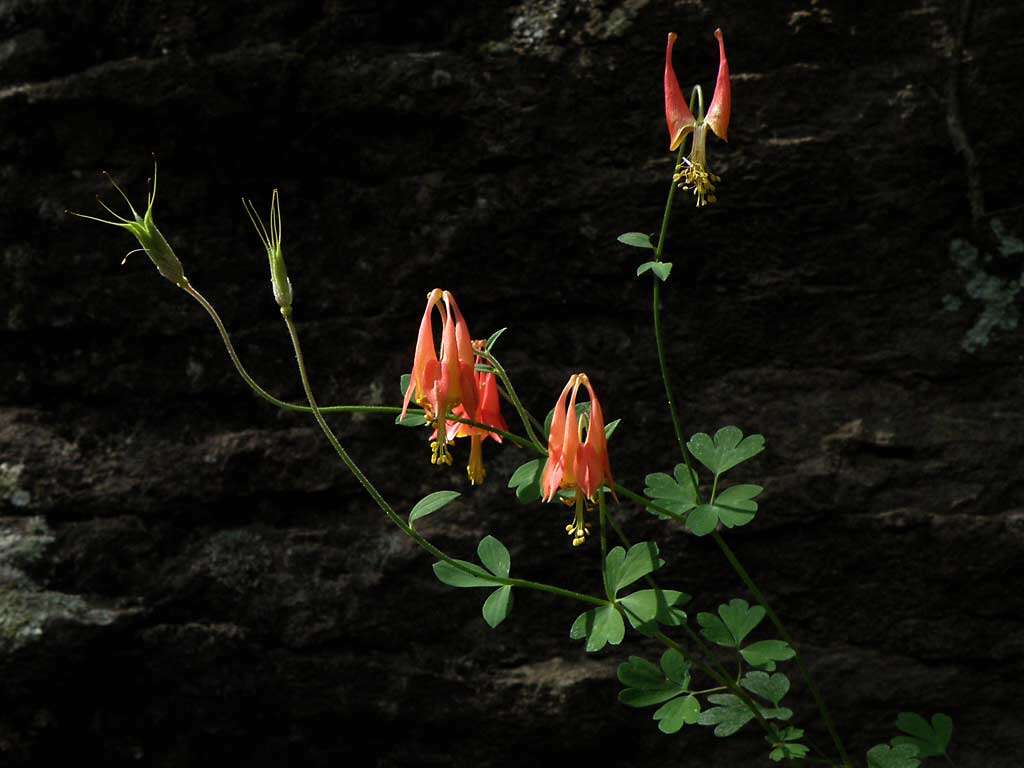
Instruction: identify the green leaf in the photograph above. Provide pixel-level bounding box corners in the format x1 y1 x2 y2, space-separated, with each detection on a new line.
659 649 691 687
618 589 689 630
484 327 507 352
741 671 790 707
432 559 499 588
617 654 688 709
719 598 766 645
769 740 809 762
687 426 765 477
891 713 953 758
696 612 733 647
604 418 622 440
613 541 664 594
636 261 673 281
617 656 667 690
686 504 718 536
395 412 428 427
482 585 513 628
698 599 766 647
408 490 461 525
867 744 921 768
477 535 511 578
644 463 699 520
400 373 412 397
698 694 791 738
508 458 543 504
653 694 700 734
618 232 654 249
570 605 626 652
768 725 808 759
740 640 795 671
712 484 762 528
602 546 626 596
588 605 625 652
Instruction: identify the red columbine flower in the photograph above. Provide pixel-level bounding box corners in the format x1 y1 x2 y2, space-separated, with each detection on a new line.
664 28 731 206
401 289 478 466
448 341 509 485
541 374 616 547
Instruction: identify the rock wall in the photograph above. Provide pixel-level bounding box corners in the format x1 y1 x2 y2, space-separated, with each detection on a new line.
2 1 1023 766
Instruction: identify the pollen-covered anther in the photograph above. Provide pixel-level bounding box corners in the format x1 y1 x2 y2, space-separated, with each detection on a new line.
677 160 719 207
430 439 453 466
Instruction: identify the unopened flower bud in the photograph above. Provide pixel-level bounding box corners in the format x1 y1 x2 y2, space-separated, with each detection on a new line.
243 189 292 313
70 163 187 287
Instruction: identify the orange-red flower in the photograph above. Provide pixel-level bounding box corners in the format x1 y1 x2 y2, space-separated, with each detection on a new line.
448 341 509 485
401 289 478 466
664 29 731 206
541 374 615 546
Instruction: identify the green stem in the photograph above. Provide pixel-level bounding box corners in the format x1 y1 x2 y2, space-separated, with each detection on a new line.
281 309 605 609
184 283 536 450
598 491 611 600
712 530 850 768
650 144 700 488
646 152 851 765
476 349 545 449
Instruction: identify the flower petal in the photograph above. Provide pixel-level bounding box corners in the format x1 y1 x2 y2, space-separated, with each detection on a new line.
664 32 696 151
705 28 731 142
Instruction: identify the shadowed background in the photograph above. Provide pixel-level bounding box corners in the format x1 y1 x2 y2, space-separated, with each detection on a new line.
2 1 1023 766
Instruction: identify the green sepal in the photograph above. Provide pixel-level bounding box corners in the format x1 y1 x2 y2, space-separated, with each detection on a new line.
604 418 622 440
687 426 765 477
408 490 461 525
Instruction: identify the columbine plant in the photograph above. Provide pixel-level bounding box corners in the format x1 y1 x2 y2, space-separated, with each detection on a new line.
74 28 955 768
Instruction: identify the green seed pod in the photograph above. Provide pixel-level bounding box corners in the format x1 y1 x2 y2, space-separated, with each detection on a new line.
70 164 187 288
243 189 292 312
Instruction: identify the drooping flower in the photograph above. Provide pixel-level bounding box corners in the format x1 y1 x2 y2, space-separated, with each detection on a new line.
541 374 616 546
447 341 509 485
401 289 478 466
664 29 731 206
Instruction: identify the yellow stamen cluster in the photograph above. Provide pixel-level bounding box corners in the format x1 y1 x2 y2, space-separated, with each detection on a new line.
564 493 591 547
430 430 453 466
674 158 720 207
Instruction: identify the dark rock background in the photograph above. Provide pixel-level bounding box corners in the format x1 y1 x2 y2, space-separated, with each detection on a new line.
2 1 1022 766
